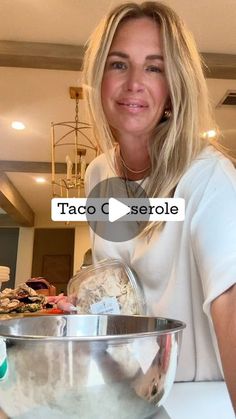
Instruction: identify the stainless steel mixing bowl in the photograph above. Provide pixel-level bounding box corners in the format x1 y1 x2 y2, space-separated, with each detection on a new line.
0 314 185 419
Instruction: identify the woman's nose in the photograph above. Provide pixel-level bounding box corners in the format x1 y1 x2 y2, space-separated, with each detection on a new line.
125 67 144 92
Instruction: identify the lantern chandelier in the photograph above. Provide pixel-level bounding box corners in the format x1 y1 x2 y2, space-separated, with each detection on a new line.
51 86 98 198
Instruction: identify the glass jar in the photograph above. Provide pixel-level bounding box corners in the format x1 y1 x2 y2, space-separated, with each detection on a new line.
67 259 146 315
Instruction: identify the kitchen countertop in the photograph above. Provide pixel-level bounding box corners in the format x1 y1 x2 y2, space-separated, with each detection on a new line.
152 381 235 419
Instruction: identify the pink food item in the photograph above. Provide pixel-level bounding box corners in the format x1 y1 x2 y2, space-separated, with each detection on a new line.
56 299 77 312
46 294 76 312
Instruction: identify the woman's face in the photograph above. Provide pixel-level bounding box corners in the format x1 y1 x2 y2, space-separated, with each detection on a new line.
101 17 170 142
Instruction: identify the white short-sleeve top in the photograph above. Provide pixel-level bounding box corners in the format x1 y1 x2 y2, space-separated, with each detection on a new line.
85 146 236 381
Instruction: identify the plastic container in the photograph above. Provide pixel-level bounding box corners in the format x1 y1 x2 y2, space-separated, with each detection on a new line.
0 266 10 284
26 277 56 296
67 259 146 315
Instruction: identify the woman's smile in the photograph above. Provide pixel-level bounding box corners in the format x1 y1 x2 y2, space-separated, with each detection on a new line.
116 98 149 113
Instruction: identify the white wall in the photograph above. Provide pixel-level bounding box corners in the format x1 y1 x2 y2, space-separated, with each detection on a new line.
15 227 34 287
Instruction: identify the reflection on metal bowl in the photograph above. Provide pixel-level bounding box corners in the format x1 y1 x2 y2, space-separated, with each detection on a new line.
0 314 185 419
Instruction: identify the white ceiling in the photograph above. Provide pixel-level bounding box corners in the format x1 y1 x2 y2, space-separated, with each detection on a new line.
0 0 236 224
0 0 236 53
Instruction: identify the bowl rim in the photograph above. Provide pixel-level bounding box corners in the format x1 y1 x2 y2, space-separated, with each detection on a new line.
0 314 186 341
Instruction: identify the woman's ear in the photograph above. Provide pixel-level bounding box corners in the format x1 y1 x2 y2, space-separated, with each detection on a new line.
165 97 172 111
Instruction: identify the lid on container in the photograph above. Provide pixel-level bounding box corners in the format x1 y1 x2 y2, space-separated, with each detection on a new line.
67 259 146 315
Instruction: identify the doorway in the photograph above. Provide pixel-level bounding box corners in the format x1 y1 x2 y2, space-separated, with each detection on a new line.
31 228 74 294
0 227 19 290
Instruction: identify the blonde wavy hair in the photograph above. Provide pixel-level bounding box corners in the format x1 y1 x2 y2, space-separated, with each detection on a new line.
82 1 220 229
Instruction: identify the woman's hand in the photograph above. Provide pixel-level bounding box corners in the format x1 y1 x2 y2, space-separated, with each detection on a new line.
211 284 236 412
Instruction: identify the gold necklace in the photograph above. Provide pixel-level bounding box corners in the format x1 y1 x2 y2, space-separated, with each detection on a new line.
119 149 151 175
114 144 148 198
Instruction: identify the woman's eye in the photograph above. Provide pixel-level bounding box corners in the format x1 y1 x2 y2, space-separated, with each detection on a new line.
146 65 162 73
109 61 127 70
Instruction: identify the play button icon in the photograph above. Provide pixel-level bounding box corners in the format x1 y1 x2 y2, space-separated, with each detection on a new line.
86 177 150 242
108 198 131 222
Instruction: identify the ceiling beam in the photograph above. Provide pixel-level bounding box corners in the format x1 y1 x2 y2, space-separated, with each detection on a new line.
0 214 21 227
0 40 235 79
0 40 84 71
201 53 236 79
0 161 66 174
0 172 35 227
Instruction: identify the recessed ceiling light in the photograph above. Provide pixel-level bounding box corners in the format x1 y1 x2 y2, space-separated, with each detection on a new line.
11 121 25 130
35 177 46 184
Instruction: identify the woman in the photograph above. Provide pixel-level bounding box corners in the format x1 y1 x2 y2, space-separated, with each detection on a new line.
82 1 236 410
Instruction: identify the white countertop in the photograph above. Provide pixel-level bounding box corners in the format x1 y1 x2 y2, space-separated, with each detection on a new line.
155 381 235 419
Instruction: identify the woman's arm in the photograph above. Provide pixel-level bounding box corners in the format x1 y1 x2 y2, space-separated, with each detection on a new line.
211 284 236 412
